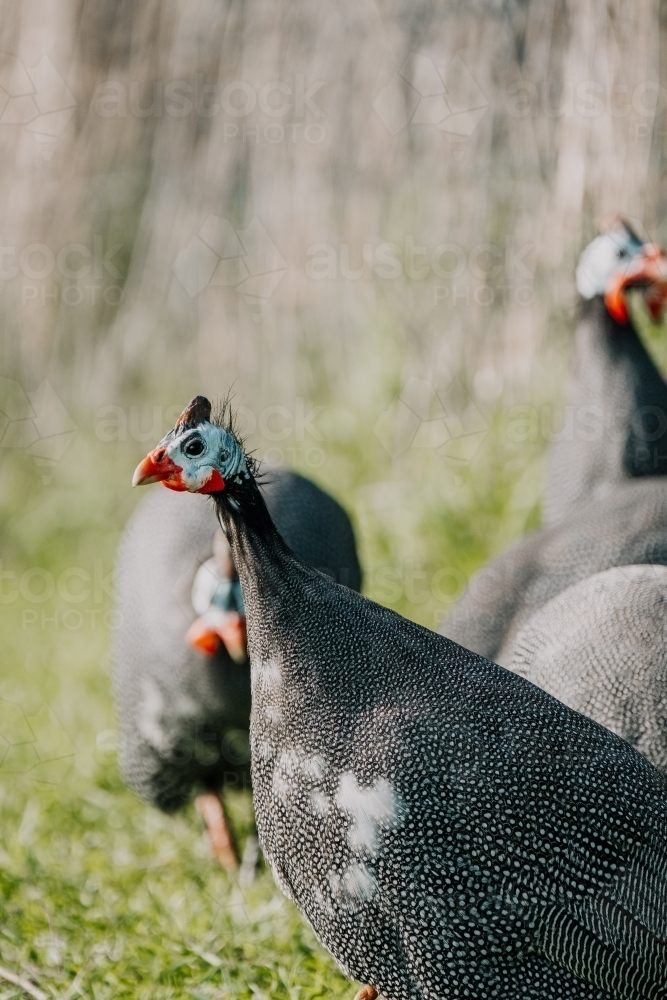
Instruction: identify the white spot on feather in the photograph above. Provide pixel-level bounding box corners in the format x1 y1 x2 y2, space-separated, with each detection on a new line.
272 748 330 806
329 861 377 912
335 772 403 857
256 738 275 761
264 704 282 725
272 768 291 803
313 884 335 916
272 749 300 802
309 790 331 817
302 754 327 781
252 658 282 695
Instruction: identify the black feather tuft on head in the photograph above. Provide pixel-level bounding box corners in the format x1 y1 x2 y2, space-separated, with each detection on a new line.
211 392 263 482
619 217 643 245
176 395 212 429
211 392 237 434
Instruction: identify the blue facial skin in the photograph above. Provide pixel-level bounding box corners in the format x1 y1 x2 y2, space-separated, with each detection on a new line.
134 420 250 494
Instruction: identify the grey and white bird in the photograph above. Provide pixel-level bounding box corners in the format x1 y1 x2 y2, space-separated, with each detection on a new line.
442 222 667 663
546 218 667 524
132 395 667 1000
113 414 361 870
505 564 667 772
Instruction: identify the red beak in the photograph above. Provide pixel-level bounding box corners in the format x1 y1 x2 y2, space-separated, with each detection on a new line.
605 243 667 323
132 448 186 490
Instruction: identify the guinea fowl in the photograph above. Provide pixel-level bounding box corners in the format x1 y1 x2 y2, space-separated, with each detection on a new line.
545 219 667 525
505 564 667 772
133 395 667 1000
442 223 667 662
113 424 361 870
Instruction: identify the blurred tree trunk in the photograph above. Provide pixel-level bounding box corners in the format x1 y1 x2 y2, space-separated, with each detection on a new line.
0 0 664 418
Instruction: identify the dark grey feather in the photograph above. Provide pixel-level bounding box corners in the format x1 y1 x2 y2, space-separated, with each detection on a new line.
505 565 667 772
545 297 667 525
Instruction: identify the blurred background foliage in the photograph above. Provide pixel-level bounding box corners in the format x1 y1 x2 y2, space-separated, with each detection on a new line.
2 0 667 996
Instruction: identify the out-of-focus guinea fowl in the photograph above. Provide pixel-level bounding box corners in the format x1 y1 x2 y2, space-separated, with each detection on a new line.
442 480 667 664
112 451 361 870
545 219 667 525
505 564 667 772
132 395 667 1000
186 528 247 663
442 222 667 663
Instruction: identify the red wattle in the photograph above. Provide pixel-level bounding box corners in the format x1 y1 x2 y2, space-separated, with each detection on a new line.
200 469 226 494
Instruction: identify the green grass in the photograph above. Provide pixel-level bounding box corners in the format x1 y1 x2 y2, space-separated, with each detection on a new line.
0 396 546 999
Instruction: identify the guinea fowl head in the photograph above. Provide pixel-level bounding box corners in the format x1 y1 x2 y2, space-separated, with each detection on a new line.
575 217 667 323
132 395 251 497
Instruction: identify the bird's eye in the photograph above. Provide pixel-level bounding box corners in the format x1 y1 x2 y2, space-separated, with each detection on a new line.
184 437 204 457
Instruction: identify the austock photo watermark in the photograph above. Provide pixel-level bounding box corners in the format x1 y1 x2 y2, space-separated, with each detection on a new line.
1 558 117 634
0 236 125 308
95 396 328 470
3 45 666 166
505 401 667 455
1 546 473 642
92 65 667 147
172 215 287 309
505 78 667 133
0 379 328 477
5 372 667 481
0 698 75 785
93 73 326 144
370 559 467 613
0 376 76 481
0 52 76 159
171 216 536 310
372 375 667 472
306 236 536 307
373 50 667 145
374 376 489 465
373 54 488 143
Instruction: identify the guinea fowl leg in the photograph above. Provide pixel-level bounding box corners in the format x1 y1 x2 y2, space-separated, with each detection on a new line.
353 987 378 1000
194 791 238 872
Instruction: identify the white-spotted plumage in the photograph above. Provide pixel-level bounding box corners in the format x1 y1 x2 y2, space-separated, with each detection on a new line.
144 399 667 1000
505 565 667 772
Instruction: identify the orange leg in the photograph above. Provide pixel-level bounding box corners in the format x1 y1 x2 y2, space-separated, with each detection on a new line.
194 791 238 872
353 988 378 1000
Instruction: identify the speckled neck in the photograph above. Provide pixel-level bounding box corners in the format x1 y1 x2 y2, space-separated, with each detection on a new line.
578 294 641 347
575 296 664 403
544 293 667 524
211 476 313 615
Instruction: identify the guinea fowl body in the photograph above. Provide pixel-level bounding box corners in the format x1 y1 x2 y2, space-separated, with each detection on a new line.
442 477 667 663
132 400 667 1000
442 225 667 662
545 296 667 525
505 565 667 772
112 468 361 812
503 270 667 771
218 478 667 1000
